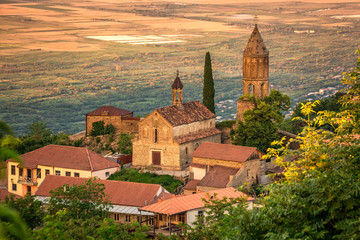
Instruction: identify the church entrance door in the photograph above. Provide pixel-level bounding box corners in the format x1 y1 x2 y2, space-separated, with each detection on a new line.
152 151 161 165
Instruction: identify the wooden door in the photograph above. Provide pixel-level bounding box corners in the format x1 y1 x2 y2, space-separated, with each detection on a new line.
152 151 161 165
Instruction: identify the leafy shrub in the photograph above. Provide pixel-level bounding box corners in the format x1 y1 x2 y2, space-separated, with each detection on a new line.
216 120 236 128
90 121 115 136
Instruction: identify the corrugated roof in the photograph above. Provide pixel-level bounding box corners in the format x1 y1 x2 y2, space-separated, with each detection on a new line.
156 100 215 127
192 142 262 163
140 187 253 215
243 24 268 57
86 106 132 116
174 128 221 144
9 145 118 171
35 175 169 207
197 166 239 188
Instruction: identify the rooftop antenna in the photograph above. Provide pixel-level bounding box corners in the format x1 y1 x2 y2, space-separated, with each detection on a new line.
253 15 259 26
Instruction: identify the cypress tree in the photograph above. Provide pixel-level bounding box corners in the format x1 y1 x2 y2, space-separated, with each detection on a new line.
203 52 215 114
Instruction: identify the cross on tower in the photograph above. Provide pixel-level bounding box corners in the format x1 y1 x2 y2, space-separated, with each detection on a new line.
253 15 259 25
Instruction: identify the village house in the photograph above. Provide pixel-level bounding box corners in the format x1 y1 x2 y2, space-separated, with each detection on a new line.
7 144 119 196
132 74 221 170
85 106 140 136
140 187 254 235
34 175 172 225
183 142 268 195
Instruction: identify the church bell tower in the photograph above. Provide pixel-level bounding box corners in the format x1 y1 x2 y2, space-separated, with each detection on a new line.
236 24 269 122
242 24 269 99
172 71 183 106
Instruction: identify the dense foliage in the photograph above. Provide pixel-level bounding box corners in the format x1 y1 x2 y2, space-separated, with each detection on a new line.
108 168 182 193
203 52 215 114
117 133 134 154
90 121 115 137
5 193 45 230
231 89 291 153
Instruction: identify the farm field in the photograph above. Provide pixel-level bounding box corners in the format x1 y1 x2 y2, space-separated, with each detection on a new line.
0 0 360 135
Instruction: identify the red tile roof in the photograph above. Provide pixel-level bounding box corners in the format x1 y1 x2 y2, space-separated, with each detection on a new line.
86 106 132 116
9 145 118 171
197 166 239 188
140 187 253 215
174 128 221 144
0 189 20 202
35 175 169 207
156 100 215 126
183 180 200 191
192 142 262 162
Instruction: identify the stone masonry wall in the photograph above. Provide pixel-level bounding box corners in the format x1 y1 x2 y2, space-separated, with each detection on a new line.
192 156 244 169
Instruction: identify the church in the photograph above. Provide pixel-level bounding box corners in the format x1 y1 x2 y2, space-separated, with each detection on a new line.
132 74 222 171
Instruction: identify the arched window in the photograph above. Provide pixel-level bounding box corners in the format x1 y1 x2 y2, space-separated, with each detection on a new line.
194 142 200 150
185 147 188 155
154 129 158 143
249 84 254 95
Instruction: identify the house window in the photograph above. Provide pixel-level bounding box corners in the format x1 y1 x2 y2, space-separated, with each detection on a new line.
178 214 185 223
198 210 203 217
12 184 17 191
125 215 131 223
66 171 71 176
11 165 15 175
37 169 41 179
19 168 23 176
159 214 163 221
194 142 200 150
154 129 158 143
247 169 250 177
185 147 188 155
27 186 31 194
114 213 120 221
45 169 50 175
74 172 80 177
55 170 60 176
105 172 110 177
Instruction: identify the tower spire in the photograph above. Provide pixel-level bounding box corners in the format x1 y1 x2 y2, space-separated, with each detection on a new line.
171 71 183 106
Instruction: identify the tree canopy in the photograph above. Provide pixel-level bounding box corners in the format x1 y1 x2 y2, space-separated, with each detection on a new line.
231 89 290 153
203 52 215 114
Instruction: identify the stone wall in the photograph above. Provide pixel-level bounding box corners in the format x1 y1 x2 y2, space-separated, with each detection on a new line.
86 113 137 136
192 156 244 169
173 119 215 137
236 99 255 123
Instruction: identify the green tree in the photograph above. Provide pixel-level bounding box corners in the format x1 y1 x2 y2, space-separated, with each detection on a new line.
117 133 134 154
0 120 28 240
203 52 215 114
231 90 290 153
90 121 115 136
5 193 45 230
48 178 109 220
28 121 52 141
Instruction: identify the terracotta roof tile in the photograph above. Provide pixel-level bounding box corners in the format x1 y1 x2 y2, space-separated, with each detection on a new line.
9 145 118 171
197 166 239 188
35 175 169 207
157 100 215 126
183 180 200 191
86 106 132 116
174 128 221 144
192 142 262 162
140 187 253 215
0 189 20 202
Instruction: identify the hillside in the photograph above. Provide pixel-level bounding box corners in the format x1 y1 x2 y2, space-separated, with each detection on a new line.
0 0 359 135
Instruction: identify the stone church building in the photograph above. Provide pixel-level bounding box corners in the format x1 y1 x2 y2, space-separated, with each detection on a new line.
132 74 221 170
237 24 269 122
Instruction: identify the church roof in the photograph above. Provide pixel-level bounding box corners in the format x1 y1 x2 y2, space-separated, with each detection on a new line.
174 128 221 144
86 106 132 116
156 100 215 126
171 76 183 89
243 24 268 57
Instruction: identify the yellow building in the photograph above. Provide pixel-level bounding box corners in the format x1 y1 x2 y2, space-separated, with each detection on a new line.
7 144 119 196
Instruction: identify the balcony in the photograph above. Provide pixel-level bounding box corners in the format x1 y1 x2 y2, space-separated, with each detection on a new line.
18 176 38 186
